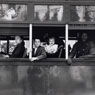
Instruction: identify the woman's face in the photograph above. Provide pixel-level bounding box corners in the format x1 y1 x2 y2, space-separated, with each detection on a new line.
15 36 22 45
49 39 55 45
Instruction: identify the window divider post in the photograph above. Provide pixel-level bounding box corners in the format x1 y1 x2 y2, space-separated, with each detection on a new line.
29 24 32 59
65 24 69 60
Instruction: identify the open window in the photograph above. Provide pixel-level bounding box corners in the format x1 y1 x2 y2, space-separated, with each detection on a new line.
0 27 29 58
31 25 66 59
69 24 95 58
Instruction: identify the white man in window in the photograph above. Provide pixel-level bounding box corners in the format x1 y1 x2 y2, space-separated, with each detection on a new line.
45 37 58 58
31 38 47 61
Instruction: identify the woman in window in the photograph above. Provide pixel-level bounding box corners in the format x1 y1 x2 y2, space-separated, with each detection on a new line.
10 36 25 58
45 37 58 58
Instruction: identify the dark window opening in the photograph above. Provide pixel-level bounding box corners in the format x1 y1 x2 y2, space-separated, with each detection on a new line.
69 30 95 58
33 26 65 58
0 27 29 58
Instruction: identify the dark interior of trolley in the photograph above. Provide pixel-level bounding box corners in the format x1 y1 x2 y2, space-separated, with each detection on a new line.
1 26 95 58
0 26 78 58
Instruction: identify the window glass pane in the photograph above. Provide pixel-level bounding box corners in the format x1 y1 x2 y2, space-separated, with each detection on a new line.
70 5 95 22
0 4 27 21
34 5 64 22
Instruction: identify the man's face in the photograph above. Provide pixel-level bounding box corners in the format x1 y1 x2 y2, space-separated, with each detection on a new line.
49 38 55 45
82 33 88 42
34 39 41 48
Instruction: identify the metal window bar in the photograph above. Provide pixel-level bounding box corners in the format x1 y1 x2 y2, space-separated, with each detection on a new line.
65 24 69 59
29 24 32 59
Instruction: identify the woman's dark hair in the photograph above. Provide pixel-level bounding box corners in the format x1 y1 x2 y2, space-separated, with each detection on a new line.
20 36 25 46
20 36 24 41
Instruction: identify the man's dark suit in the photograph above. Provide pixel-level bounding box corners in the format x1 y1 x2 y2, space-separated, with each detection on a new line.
32 46 47 60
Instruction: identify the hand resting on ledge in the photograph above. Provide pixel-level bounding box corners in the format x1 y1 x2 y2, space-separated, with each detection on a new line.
30 57 38 61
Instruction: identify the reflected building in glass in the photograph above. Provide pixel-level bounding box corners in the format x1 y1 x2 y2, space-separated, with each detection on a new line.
0 4 27 21
34 5 48 22
34 5 64 22
87 6 95 22
75 6 86 22
70 5 95 22
49 5 64 22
